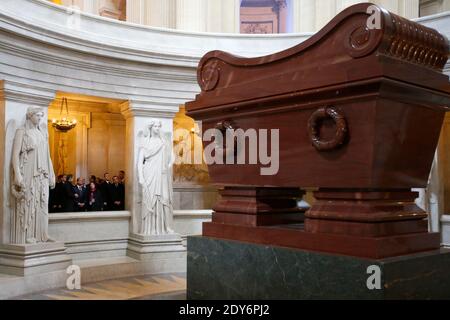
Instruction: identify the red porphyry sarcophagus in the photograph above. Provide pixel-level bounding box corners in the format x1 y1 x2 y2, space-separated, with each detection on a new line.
185 3 450 259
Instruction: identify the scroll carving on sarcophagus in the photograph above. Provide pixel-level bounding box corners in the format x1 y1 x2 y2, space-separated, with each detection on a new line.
186 3 450 259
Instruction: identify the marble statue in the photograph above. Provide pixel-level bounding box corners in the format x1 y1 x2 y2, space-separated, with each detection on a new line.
137 120 175 235
11 107 56 244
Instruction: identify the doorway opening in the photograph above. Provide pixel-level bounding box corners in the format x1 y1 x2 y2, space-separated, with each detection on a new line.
240 0 293 34
47 92 127 213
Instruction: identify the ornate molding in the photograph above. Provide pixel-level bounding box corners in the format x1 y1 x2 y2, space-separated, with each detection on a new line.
120 101 180 119
0 0 310 67
385 12 449 71
199 59 221 92
195 3 449 95
49 211 131 223
345 25 383 58
307 106 348 152
0 80 56 106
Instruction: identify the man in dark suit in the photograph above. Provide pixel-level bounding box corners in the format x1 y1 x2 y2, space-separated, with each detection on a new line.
100 173 112 211
63 174 76 212
109 176 125 211
118 170 125 185
49 175 60 213
74 177 88 212
48 175 66 213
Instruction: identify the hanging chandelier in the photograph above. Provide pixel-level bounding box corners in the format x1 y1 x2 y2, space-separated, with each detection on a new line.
52 97 77 132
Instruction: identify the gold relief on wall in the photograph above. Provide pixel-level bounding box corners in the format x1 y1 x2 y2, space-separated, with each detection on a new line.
173 106 210 185
242 22 273 34
57 132 69 175
48 111 79 177
240 0 288 34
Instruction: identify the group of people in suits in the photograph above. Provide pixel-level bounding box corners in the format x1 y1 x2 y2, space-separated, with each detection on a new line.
49 171 126 212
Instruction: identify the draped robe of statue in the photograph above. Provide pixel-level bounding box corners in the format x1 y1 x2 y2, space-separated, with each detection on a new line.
138 130 175 236
11 111 55 244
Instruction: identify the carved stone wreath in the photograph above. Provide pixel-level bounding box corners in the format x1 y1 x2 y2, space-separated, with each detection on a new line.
307 107 348 151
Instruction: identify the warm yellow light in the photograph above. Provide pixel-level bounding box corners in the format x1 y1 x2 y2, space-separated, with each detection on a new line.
53 97 77 132
51 0 63 5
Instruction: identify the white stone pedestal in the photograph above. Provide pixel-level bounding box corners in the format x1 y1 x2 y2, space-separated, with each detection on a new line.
0 242 72 276
127 233 186 274
173 184 218 211
127 233 185 258
441 215 450 247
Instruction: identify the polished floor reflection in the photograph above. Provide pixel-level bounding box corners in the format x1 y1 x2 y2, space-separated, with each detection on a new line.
16 273 186 300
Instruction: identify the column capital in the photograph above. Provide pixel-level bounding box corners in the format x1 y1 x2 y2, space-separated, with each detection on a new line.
0 80 56 107
120 100 180 119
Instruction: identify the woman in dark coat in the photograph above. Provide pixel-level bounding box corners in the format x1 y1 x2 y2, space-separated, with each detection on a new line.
87 182 103 211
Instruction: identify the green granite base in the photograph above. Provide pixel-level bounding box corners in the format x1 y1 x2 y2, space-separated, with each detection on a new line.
187 236 450 300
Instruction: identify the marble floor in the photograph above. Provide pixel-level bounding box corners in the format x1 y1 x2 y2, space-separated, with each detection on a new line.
14 273 187 300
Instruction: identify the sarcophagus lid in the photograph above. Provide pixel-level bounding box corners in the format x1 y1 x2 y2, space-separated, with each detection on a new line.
186 3 450 189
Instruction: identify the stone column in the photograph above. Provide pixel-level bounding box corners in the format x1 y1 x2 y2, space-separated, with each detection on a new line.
426 151 443 233
400 0 419 19
374 0 399 13
292 0 316 33
364 0 419 19
144 0 176 28
176 0 207 32
82 0 99 15
121 101 185 273
431 114 450 245
336 0 366 13
207 0 239 33
375 0 419 17
414 0 449 16
59 0 98 14
68 0 85 11
0 81 72 276
315 0 337 31
293 0 419 33
126 0 145 24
